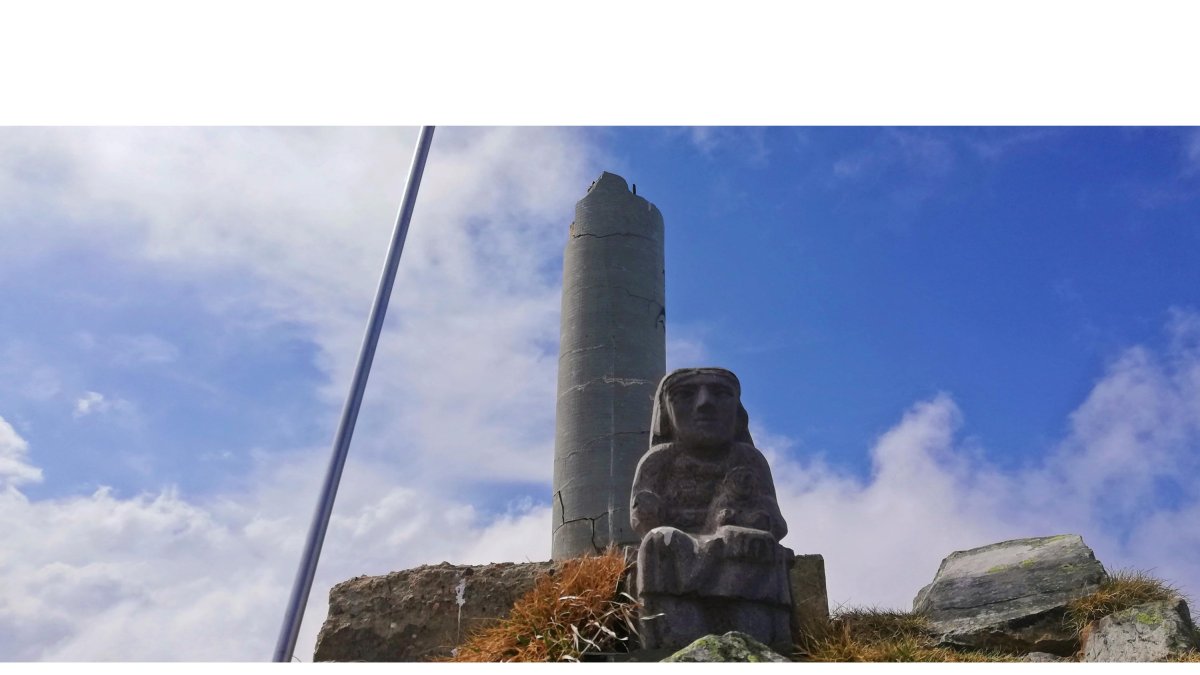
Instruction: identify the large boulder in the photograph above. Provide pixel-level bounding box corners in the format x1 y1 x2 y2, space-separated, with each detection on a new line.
913 534 1107 655
1081 599 1200 662
661 631 791 662
313 560 558 662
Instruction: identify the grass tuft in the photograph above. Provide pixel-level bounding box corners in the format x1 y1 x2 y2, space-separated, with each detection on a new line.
442 547 637 662
441 561 1194 662
794 606 1019 662
1065 568 1185 632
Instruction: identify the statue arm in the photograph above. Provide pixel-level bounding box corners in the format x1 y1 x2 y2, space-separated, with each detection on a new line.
748 446 788 541
630 445 670 537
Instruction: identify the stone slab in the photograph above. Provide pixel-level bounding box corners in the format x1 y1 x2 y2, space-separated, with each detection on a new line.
913 534 1108 655
313 560 557 662
790 553 830 634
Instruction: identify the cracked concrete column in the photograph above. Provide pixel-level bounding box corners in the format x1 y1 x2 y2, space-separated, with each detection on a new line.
551 171 666 560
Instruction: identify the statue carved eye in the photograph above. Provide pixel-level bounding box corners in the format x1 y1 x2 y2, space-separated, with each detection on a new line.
673 386 696 400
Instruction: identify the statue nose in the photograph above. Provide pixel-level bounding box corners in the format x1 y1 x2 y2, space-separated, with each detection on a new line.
695 388 716 410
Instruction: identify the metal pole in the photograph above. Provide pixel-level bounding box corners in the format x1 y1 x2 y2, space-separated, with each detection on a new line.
272 126 435 662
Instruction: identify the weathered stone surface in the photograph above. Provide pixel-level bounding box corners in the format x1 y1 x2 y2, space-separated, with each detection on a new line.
632 368 794 653
1021 651 1071 662
552 171 666 560
1081 599 1200 662
313 560 557 662
661 631 791 662
913 534 1108 655
790 554 830 634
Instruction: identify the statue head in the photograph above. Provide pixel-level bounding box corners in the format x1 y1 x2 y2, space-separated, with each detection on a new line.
651 367 753 450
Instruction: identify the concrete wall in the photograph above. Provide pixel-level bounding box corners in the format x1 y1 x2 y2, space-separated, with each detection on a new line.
551 171 666 560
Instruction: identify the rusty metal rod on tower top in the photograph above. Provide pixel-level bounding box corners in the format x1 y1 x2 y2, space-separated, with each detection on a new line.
272 126 435 662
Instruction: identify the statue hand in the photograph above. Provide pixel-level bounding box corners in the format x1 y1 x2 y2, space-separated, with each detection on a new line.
631 491 663 531
723 526 774 561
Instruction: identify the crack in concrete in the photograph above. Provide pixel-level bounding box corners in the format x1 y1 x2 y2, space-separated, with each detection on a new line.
553 490 566 525
557 374 654 398
559 431 648 458
558 343 608 360
549 511 613 554
617 286 664 307
565 283 663 309
571 231 658 244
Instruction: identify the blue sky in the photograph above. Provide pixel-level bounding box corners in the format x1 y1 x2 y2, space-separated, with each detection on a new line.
2 126 1200 660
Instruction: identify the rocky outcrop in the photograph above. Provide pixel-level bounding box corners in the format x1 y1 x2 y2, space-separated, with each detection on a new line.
313 560 557 662
913 534 1107 655
661 631 791 662
314 532 1196 662
1081 599 1200 662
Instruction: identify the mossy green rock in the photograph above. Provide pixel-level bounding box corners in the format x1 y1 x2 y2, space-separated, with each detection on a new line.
1082 599 1199 662
661 631 790 662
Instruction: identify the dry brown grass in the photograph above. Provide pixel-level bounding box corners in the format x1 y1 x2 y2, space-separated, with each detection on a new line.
795 608 1020 662
1065 569 1186 632
443 548 638 662
445 561 1195 662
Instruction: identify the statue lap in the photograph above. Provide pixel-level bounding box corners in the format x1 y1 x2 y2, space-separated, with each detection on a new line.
637 524 794 652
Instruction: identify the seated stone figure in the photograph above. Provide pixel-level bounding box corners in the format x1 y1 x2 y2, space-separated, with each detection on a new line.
630 367 794 652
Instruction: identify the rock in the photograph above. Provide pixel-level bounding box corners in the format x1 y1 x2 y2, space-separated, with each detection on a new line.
789 553 830 634
1081 598 1200 662
913 534 1108 655
313 560 558 662
661 631 791 662
1022 651 1071 662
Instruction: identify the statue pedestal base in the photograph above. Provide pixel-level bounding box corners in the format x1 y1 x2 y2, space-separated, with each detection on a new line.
635 525 802 654
640 594 793 654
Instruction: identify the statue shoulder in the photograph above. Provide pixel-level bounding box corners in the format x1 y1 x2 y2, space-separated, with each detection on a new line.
731 441 770 465
637 442 679 469
632 443 678 497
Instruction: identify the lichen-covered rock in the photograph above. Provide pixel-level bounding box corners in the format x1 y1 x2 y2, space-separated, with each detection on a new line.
313 560 558 662
661 631 790 662
913 534 1107 655
1081 599 1200 662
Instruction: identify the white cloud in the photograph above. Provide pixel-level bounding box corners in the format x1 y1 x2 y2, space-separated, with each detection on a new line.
0 341 63 402
0 127 597 660
72 391 135 419
831 129 955 183
0 416 42 487
76 332 180 366
684 127 770 167
73 391 106 418
4 311 1199 660
772 309 1200 612
0 127 603 488
0 422 549 661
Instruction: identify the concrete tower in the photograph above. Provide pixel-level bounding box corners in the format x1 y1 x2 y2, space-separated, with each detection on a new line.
551 172 666 560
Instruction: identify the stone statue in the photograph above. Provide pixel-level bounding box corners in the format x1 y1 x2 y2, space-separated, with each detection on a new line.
630 367 794 652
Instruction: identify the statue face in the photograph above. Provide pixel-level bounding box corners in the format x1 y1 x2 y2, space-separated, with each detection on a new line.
666 373 739 450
